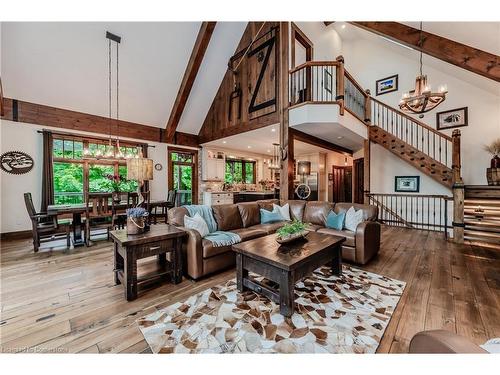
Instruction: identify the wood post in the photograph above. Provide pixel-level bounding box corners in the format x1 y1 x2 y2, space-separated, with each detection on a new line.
451 129 464 243
363 139 371 204
279 22 293 201
335 55 345 115
364 89 371 124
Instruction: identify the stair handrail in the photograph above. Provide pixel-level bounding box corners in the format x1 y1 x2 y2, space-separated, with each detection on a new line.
288 60 340 74
370 96 452 142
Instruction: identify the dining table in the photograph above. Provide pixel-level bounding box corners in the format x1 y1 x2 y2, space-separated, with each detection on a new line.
47 198 170 247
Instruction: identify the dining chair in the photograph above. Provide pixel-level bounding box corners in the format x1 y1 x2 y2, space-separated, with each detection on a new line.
24 192 71 252
84 193 116 246
150 189 176 224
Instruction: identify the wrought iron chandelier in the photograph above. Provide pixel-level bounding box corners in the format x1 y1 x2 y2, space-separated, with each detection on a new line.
399 22 447 115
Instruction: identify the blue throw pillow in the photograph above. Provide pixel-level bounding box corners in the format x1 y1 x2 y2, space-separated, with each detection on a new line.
260 208 284 224
326 210 345 230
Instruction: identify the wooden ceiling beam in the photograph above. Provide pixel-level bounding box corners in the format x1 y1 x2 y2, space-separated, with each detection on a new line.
164 21 217 142
350 22 500 82
290 128 353 155
1 97 199 147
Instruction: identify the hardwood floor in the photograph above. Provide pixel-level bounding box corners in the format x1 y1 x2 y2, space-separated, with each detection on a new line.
1 226 499 353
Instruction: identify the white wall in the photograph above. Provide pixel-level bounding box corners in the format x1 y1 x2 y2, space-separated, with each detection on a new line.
341 32 500 190
293 22 342 61
0 120 170 233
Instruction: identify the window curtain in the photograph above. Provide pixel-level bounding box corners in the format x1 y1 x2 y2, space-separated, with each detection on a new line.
141 144 150 193
41 130 54 212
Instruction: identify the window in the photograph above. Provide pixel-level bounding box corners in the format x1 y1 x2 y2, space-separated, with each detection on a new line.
52 135 140 204
225 159 256 184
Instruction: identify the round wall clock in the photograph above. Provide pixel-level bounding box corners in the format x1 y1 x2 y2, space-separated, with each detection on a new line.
154 163 163 171
0 151 34 175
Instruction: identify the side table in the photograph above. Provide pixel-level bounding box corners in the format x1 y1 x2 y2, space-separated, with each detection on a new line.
109 224 186 301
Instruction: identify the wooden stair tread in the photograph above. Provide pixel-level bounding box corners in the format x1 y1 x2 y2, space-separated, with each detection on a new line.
369 126 453 189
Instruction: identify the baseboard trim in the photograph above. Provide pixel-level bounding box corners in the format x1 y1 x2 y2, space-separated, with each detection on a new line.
0 230 32 241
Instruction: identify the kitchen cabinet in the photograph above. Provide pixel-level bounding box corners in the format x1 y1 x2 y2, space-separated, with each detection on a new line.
202 149 225 181
203 192 234 206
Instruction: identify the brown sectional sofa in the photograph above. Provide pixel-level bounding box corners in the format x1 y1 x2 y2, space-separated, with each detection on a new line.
168 199 380 280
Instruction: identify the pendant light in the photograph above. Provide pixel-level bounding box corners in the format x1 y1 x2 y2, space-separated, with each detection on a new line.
399 22 447 115
268 143 281 170
105 37 114 158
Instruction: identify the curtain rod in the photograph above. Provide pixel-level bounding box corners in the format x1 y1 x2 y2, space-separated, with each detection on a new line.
36 129 156 148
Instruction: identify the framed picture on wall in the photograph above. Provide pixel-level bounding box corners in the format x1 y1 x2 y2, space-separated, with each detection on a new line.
376 74 398 96
395 176 420 193
323 69 333 94
436 107 468 130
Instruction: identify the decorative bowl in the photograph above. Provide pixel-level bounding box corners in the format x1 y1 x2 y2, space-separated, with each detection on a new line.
276 230 309 244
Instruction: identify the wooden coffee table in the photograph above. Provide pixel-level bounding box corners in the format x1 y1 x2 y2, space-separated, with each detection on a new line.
110 224 186 301
232 232 345 317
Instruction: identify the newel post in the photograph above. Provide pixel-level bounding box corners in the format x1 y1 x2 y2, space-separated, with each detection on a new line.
364 89 372 124
335 55 345 115
451 129 464 243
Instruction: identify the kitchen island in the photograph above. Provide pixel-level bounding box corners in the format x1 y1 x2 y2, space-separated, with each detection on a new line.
233 191 276 203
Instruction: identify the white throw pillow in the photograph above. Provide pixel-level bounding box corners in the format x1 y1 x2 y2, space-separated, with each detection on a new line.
344 206 364 232
183 213 210 238
273 203 291 221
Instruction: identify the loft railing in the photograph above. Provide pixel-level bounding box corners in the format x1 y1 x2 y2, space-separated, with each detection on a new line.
367 193 452 237
289 61 339 106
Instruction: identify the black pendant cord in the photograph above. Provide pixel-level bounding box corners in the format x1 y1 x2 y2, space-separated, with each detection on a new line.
116 41 120 148
108 38 112 148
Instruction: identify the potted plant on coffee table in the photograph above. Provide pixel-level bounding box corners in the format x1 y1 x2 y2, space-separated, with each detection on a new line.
276 220 309 244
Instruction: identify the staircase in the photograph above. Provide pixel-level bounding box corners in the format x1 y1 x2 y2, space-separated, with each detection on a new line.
368 98 454 189
288 58 465 242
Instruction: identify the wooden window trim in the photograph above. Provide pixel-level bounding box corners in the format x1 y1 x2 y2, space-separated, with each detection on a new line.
168 147 198 205
291 22 314 68
225 159 256 184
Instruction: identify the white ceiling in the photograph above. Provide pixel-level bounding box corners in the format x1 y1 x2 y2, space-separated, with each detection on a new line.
177 22 246 134
203 124 345 157
0 22 245 133
331 22 500 55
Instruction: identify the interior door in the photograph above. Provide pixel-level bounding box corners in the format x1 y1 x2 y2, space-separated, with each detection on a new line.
353 158 365 204
332 166 352 203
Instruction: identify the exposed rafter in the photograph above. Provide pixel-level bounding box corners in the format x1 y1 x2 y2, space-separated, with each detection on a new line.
351 22 500 82
1 97 199 147
164 21 216 142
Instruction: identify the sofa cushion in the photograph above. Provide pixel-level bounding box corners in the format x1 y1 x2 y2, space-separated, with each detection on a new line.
334 202 378 221
256 199 279 211
183 213 209 237
317 227 355 247
249 221 286 234
230 227 267 242
284 200 307 221
273 203 291 221
303 201 333 226
260 207 284 224
237 202 260 228
344 206 364 231
304 224 323 232
212 204 243 231
167 206 189 227
326 210 345 230
201 240 232 259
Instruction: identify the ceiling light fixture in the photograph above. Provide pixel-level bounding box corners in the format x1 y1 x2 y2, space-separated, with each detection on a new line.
271 128 276 132
341 24 346 29
399 22 447 116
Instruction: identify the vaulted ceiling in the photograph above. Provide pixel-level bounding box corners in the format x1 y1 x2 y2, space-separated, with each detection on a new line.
0 22 245 135
1 21 498 141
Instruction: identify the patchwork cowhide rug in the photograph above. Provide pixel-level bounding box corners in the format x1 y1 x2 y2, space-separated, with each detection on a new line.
137 266 405 353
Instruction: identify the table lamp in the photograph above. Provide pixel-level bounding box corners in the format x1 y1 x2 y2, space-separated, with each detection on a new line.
127 153 153 207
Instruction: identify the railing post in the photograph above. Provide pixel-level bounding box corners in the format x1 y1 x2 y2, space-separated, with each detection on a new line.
451 129 464 243
335 55 345 115
364 89 371 124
